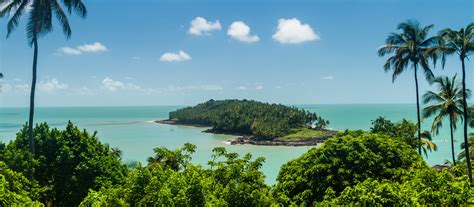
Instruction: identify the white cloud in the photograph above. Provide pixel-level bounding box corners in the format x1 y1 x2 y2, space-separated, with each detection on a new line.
321 76 334 80
102 77 141 91
38 78 69 93
102 77 125 91
58 47 82 55
275 86 282 89
227 21 259 43
57 42 107 55
132 56 141 60
256 85 263 90
237 86 247 90
77 42 108 53
189 17 221 36
160 51 191 62
272 18 319 44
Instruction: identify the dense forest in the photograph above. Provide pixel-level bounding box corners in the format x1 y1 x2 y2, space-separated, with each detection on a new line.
1 120 473 206
167 99 329 139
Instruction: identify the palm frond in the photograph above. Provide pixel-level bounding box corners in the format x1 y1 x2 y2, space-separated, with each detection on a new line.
52 0 71 38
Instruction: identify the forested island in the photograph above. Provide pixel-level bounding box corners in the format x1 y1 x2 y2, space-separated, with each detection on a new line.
156 99 336 146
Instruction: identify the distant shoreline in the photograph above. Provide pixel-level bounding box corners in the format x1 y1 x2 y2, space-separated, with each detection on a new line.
155 119 337 146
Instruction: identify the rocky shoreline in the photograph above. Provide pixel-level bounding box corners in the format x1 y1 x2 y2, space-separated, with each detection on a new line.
229 131 337 146
156 119 337 146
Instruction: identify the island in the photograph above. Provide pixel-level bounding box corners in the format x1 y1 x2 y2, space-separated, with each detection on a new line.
156 99 337 146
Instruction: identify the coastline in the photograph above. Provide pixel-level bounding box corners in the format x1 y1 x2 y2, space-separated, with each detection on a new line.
155 119 337 146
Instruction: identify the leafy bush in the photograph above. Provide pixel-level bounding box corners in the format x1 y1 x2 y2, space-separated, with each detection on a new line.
324 167 474 205
80 144 272 206
273 131 426 205
0 122 127 206
0 162 42 206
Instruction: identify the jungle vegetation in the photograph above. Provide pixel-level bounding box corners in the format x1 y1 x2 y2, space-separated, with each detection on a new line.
168 99 330 139
0 121 473 206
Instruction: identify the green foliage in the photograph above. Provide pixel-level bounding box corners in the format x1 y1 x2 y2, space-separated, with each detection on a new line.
147 142 196 171
0 122 127 206
0 161 43 206
273 132 426 205
370 116 437 156
324 167 474 205
81 144 272 206
458 133 474 166
168 99 328 139
282 128 331 140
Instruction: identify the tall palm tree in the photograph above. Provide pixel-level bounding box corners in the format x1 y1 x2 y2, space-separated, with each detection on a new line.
0 0 87 154
422 75 468 164
378 19 437 155
434 23 474 184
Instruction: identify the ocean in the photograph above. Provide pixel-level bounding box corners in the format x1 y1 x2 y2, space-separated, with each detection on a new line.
0 104 466 184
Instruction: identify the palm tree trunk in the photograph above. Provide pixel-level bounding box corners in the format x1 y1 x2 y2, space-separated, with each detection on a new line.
414 63 422 155
28 38 38 155
461 57 472 184
449 117 456 165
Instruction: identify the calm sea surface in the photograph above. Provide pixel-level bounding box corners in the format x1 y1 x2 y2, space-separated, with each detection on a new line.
0 104 467 184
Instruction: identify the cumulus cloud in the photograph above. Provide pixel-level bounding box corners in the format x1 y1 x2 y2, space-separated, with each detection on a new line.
256 85 263 90
77 42 108 53
102 77 141 91
227 21 259 43
102 77 125 91
57 42 108 55
321 76 334 80
160 51 191 62
58 47 82 55
189 17 221 36
272 18 319 44
38 78 69 93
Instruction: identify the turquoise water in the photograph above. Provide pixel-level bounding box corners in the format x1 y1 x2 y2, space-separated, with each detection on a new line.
0 104 467 184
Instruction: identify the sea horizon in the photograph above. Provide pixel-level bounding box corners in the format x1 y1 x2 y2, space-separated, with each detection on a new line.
0 104 465 184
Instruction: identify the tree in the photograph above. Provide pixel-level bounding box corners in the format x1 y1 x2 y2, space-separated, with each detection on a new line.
0 0 87 154
81 145 272 206
435 23 474 183
273 131 426 205
423 76 468 164
0 122 127 206
370 117 437 157
458 133 474 168
378 19 437 155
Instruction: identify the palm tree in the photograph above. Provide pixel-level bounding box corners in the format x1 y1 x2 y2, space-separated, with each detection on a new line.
0 0 87 154
423 75 468 164
420 131 437 157
434 23 474 184
378 19 437 155
458 133 474 168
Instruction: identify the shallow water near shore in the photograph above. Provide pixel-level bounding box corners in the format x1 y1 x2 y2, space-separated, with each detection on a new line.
0 104 466 184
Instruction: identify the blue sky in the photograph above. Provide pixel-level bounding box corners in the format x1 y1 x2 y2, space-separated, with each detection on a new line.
0 0 473 106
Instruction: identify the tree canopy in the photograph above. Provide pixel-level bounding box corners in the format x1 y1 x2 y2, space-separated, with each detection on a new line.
0 122 127 206
168 99 328 139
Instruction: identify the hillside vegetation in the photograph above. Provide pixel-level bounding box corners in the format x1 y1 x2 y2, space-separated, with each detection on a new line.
168 99 329 139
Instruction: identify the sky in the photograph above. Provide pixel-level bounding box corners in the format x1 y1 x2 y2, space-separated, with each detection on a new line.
0 0 473 107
